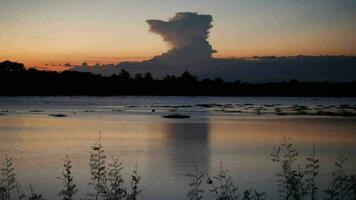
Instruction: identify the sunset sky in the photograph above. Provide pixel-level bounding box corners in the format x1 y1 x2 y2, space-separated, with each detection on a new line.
1 0 356 70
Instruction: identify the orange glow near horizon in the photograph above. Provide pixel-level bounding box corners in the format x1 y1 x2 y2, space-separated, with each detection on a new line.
2 26 355 71
1 55 152 71
3 44 356 72
1 1 356 71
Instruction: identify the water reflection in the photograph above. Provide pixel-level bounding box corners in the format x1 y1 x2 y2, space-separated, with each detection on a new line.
0 114 356 200
163 121 211 176
141 120 211 200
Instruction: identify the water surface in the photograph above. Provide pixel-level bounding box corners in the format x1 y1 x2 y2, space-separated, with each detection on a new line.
0 96 356 199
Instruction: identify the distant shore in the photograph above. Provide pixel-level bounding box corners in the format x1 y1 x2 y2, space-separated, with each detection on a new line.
1 60 356 97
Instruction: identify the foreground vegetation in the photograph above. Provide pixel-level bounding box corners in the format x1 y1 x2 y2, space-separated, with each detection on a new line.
1 136 355 200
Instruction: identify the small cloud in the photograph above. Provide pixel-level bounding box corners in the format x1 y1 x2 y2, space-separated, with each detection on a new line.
64 63 71 67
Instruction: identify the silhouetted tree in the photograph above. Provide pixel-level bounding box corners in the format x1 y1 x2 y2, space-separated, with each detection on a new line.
134 73 143 81
213 77 224 84
1 60 356 96
143 72 153 82
0 61 25 72
180 71 198 83
118 69 131 81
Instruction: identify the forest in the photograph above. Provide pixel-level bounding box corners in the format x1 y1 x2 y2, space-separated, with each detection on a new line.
1 60 355 96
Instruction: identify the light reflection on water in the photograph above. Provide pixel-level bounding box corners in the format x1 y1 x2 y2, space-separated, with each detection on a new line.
0 97 356 199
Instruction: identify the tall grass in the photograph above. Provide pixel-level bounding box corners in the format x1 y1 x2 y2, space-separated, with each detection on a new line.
186 167 204 200
269 138 356 200
88 133 107 200
86 134 142 200
58 155 78 200
207 162 240 200
104 157 126 200
28 186 45 200
305 145 319 200
270 138 307 199
1 137 356 200
0 134 142 200
0 154 16 200
187 162 265 200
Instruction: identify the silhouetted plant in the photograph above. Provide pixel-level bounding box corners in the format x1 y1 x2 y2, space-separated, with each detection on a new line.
324 186 338 200
0 184 6 200
58 155 78 200
324 155 350 200
16 184 25 200
28 185 45 200
346 175 356 199
126 165 141 200
270 139 356 200
86 134 143 200
207 162 239 200
271 138 306 200
304 145 319 200
103 157 126 200
88 133 107 200
3 136 356 200
0 154 25 200
242 190 253 200
241 189 265 200
187 167 204 200
1 154 17 200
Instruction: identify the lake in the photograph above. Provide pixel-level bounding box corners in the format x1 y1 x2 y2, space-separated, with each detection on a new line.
0 96 356 199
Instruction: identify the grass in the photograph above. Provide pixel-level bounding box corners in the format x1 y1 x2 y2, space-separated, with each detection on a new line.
0 134 141 200
1 137 356 200
58 156 77 200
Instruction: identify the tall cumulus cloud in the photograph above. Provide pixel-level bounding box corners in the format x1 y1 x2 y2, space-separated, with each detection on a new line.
71 12 356 82
146 12 216 63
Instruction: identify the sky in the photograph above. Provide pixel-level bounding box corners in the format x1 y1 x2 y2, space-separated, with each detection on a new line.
1 0 356 70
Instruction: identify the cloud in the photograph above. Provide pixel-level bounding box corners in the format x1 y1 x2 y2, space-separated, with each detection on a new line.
71 12 356 82
63 63 71 67
146 12 216 63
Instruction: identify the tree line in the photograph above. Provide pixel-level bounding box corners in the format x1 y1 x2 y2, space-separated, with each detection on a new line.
1 60 355 96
